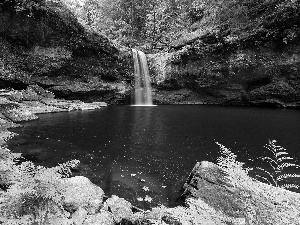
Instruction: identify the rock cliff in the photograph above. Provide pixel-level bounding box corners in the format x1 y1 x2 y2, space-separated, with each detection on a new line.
148 1 300 108
1 1 300 107
0 1 133 104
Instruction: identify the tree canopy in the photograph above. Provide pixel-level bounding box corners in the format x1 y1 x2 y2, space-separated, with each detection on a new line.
2 0 299 51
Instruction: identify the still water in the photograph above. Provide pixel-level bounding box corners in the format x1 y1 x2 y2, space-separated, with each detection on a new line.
7 105 300 208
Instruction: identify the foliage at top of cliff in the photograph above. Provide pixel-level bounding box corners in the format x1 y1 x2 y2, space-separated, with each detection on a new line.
0 0 117 55
184 0 300 50
49 0 299 53
1 0 299 53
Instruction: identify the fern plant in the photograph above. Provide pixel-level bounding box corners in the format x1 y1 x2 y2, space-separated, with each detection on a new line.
255 140 300 190
0 146 79 224
216 142 253 187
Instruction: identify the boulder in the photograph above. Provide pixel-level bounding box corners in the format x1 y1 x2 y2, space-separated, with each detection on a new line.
183 161 300 225
103 195 133 223
71 207 88 225
61 176 104 214
82 210 114 225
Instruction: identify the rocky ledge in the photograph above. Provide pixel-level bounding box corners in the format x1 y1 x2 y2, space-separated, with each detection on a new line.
147 1 300 108
148 45 300 108
0 85 106 145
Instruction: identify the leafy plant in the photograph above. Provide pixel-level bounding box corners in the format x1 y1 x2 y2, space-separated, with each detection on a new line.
1 0 47 16
255 140 300 190
216 142 253 187
0 146 79 224
216 140 300 192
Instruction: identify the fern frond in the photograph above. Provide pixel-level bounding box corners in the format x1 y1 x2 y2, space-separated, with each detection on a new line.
277 157 294 163
278 163 300 170
275 151 288 158
262 157 278 165
255 167 277 185
261 157 277 171
216 142 253 188
277 173 300 181
53 159 80 178
280 183 300 190
264 140 277 153
255 175 273 185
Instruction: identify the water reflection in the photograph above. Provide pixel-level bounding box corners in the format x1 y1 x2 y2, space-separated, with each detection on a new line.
104 107 182 208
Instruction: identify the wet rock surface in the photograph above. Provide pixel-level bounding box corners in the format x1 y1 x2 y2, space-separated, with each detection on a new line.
148 29 300 108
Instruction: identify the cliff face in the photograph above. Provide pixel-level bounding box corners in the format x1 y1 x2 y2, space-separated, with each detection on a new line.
148 44 300 107
0 1 133 104
1 1 299 107
148 1 300 107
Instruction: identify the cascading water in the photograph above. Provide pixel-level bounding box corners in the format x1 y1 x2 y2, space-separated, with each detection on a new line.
132 49 154 106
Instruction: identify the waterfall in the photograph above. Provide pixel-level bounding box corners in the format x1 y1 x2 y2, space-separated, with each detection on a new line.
132 49 154 106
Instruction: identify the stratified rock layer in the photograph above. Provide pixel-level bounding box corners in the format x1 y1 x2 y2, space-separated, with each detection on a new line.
148 44 300 107
148 2 300 107
0 1 133 104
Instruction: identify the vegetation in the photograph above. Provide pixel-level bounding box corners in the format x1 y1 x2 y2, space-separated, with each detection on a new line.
216 142 253 187
60 0 299 49
216 140 300 191
255 140 300 190
0 138 299 224
1 0 298 50
0 146 79 224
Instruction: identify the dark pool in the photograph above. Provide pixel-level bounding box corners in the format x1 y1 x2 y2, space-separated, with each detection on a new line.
7 105 300 208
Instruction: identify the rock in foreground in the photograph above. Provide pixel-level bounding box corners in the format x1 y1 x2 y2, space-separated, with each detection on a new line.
61 176 104 214
183 161 300 225
1 151 300 224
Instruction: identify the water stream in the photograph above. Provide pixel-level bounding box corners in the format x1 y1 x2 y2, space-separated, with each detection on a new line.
132 49 154 106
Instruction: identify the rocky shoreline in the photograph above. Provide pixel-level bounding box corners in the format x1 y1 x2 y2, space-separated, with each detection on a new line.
0 85 107 145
